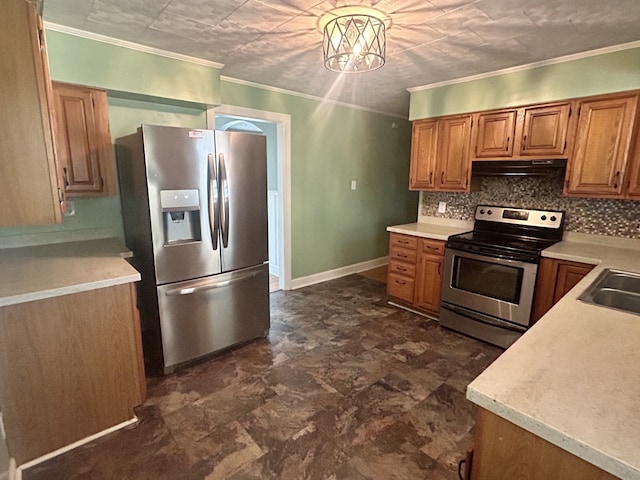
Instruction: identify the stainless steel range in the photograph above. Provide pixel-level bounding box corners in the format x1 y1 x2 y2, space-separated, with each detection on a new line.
440 205 565 348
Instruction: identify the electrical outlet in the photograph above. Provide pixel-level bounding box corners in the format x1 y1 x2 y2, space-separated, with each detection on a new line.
0 411 5 440
438 201 447 213
64 201 75 217
351 180 357 190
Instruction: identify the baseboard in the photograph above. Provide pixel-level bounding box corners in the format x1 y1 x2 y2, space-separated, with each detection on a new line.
16 417 138 477
290 257 387 290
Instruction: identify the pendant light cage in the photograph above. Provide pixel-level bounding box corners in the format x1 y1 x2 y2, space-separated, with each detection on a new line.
323 14 386 73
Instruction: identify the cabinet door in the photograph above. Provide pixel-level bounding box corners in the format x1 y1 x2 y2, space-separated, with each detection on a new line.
565 95 638 197
553 262 594 304
474 110 516 158
415 240 444 314
437 115 472 191
626 115 640 198
53 82 116 197
0 0 63 226
409 120 438 189
518 103 571 157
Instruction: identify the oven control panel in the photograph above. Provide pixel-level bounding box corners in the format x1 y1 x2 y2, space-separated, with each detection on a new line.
475 205 564 229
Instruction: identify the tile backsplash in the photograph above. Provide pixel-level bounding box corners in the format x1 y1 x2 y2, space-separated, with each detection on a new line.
421 174 640 239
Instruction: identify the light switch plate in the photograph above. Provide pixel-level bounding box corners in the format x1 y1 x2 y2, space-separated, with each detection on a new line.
438 201 446 213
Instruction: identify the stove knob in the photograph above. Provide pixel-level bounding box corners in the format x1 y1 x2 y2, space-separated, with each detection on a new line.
480 209 485 214
487 210 492 215
550 215 557 222
541 215 547 221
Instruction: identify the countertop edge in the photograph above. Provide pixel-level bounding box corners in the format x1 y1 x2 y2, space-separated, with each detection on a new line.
466 387 639 480
0 272 141 307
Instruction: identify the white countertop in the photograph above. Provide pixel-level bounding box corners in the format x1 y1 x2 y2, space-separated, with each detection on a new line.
467 234 640 480
387 219 472 240
0 238 140 307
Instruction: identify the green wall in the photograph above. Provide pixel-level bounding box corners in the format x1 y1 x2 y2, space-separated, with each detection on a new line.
409 47 640 120
0 30 417 281
221 81 417 278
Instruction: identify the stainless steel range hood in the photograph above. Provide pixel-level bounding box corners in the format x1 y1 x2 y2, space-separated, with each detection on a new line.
472 159 567 176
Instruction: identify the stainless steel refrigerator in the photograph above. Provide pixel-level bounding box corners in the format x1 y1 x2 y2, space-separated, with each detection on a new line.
117 125 270 374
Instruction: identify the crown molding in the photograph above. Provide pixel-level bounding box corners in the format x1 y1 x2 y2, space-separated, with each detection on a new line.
408 40 640 93
44 22 224 69
220 76 408 119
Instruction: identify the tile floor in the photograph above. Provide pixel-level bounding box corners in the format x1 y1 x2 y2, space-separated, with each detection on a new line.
24 274 502 480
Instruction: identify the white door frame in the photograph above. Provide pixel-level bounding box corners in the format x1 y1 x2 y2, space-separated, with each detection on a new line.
207 106 292 291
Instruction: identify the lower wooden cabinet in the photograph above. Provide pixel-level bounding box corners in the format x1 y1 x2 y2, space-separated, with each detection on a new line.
387 233 445 316
469 408 618 480
531 257 595 323
0 283 145 464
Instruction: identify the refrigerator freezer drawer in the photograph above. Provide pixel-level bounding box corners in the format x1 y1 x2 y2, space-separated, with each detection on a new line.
156 263 270 373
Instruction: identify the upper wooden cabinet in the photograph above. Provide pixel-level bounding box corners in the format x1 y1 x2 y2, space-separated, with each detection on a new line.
474 109 516 158
517 103 572 157
410 114 472 192
0 0 64 226
564 93 639 198
53 82 117 197
472 102 573 161
409 120 437 189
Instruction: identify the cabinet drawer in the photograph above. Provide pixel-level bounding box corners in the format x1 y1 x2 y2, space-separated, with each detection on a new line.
420 238 445 256
388 259 416 278
389 246 417 264
390 233 418 251
387 273 415 303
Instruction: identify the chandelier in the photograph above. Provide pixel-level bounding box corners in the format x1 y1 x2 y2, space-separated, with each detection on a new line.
322 9 386 73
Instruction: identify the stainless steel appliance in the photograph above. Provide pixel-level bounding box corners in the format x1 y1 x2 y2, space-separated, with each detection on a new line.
440 205 564 348
117 125 270 374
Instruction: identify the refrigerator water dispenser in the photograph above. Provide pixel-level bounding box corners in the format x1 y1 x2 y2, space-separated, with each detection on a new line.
160 189 202 245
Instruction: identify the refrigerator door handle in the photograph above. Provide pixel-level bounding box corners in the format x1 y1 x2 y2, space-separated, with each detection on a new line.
208 153 219 250
218 153 230 248
164 269 262 296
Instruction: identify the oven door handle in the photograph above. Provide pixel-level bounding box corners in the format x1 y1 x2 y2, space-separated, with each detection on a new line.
441 303 527 333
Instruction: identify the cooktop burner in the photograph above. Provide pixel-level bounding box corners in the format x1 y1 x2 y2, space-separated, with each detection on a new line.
447 205 565 261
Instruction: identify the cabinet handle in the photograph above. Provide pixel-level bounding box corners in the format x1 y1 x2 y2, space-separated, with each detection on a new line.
614 170 621 189
396 280 406 285
62 167 69 188
398 240 409 244
505 137 510 151
397 266 407 272
426 245 438 251
429 171 433 184
398 254 408 259
438 263 442 276
441 172 445 184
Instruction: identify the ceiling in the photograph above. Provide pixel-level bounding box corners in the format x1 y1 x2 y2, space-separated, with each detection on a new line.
42 0 640 117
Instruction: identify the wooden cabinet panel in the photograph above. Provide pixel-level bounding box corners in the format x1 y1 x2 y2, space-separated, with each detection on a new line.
438 115 472 191
388 259 416 278
409 120 437 190
0 284 145 464
389 233 418 251
409 115 472 192
531 258 595 324
0 0 64 226
565 94 638 197
474 110 516 158
415 250 443 314
388 273 415 303
471 408 618 480
626 109 640 197
387 234 445 316
53 82 116 197
518 103 571 156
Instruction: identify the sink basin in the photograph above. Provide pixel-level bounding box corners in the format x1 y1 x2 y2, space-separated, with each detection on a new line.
578 269 640 316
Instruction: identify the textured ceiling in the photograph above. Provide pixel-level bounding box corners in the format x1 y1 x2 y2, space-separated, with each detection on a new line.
43 0 640 117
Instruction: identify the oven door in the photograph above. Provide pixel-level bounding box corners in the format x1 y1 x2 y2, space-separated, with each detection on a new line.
441 248 538 327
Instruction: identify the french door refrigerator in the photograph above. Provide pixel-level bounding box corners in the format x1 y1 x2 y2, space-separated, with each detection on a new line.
117 125 270 374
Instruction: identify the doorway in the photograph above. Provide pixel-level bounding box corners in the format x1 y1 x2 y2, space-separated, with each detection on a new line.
207 106 291 291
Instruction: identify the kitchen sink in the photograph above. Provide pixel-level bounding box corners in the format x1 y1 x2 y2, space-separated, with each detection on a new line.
578 269 640 316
